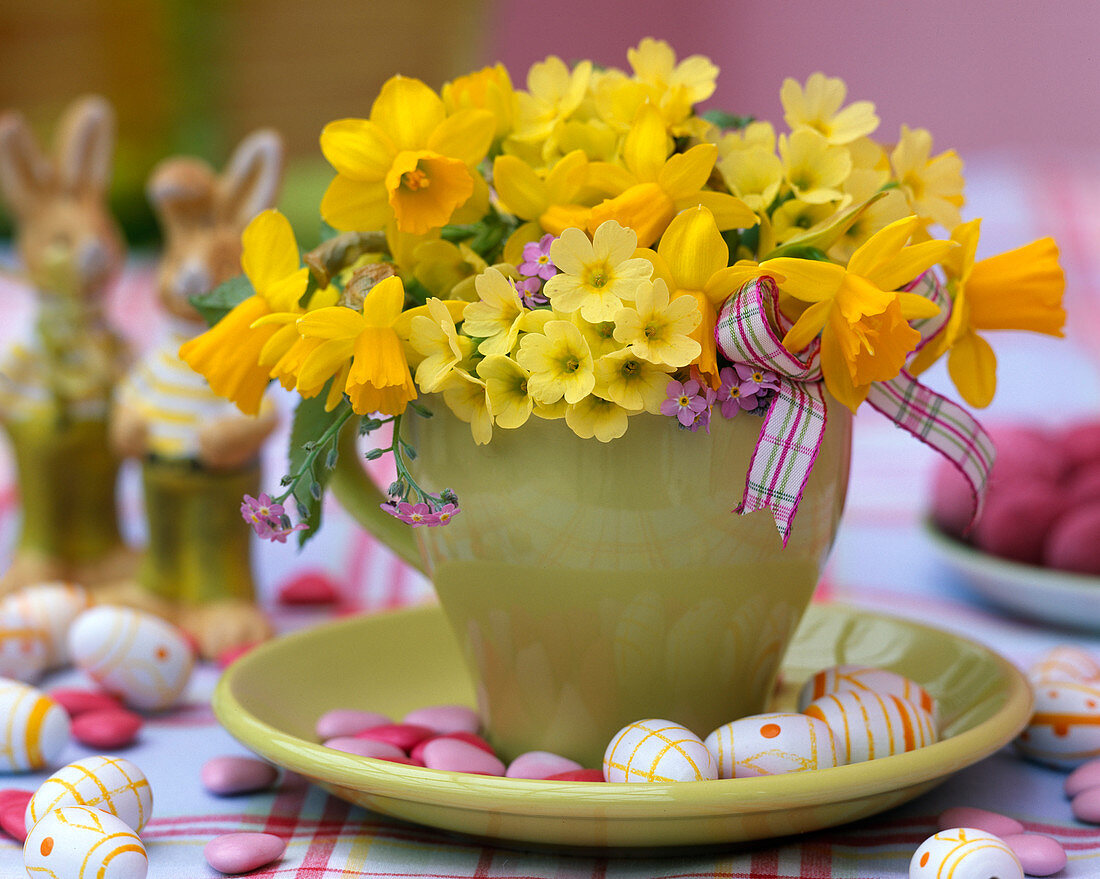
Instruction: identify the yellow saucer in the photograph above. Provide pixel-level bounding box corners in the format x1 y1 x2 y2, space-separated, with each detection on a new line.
213 602 1032 850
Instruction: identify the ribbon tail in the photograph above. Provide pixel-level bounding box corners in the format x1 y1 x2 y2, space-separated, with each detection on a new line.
867 371 995 530
736 381 829 547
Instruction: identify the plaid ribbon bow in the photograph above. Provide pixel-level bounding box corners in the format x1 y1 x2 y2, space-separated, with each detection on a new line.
715 275 994 545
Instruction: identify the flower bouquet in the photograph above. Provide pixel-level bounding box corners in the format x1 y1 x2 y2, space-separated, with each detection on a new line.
184 40 1066 761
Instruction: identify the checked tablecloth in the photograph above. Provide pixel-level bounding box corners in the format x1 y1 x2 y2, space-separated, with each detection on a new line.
0 149 1099 877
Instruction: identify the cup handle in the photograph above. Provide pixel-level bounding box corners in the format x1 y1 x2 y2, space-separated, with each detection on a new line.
329 424 427 575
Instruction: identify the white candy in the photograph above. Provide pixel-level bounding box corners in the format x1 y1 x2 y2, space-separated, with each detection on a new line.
1017 679 1100 768
0 677 70 772
603 719 717 783
23 805 147 879
69 606 193 711
909 828 1022 879
27 755 153 834
0 604 49 682
1028 646 1100 685
0 581 89 668
797 664 939 727
704 712 840 779
802 689 937 764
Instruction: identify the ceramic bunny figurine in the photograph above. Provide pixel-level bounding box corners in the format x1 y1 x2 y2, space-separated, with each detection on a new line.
110 130 283 658
0 95 135 593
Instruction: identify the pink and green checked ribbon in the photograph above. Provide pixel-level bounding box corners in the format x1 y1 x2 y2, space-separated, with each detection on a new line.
715 275 994 545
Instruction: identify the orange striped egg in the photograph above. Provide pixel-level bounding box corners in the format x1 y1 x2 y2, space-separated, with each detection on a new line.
797 664 939 728
0 581 89 668
26 756 153 834
803 689 938 764
69 606 193 711
0 677 70 772
1028 646 1100 685
909 828 1023 879
0 604 49 683
23 805 147 879
704 712 840 779
1016 679 1100 768
603 719 717 783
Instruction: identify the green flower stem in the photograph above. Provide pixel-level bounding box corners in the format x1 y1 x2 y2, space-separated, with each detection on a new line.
274 404 355 506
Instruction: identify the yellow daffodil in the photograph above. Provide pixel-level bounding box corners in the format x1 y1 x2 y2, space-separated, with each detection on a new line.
180 209 310 415
763 216 953 411
544 221 653 322
442 64 516 145
516 319 595 404
613 277 701 367
462 267 527 355
565 394 631 442
511 56 592 147
910 219 1065 407
476 355 534 429
593 348 672 412
492 149 594 237
778 129 852 205
890 125 964 231
320 75 495 235
587 103 755 246
780 73 880 144
408 297 475 392
295 274 418 415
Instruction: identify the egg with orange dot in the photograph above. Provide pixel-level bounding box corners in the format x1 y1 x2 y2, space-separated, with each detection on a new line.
1016 679 1100 768
802 689 938 764
909 828 1022 879
0 581 89 668
26 755 153 834
797 664 939 728
704 712 840 779
0 604 49 683
1028 646 1100 685
603 719 717 783
68 607 193 711
23 805 147 879
0 677 70 772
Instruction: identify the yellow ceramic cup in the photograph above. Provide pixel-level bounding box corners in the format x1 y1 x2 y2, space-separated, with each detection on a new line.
333 402 851 767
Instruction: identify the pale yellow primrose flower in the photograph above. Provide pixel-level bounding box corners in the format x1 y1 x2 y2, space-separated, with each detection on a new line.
779 128 852 205
476 355 534 429
593 348 672 412
516 319 596 404
771 198 841 245
461 267 527 356
565 395 630 442
544 221 653 322
492 149 593 237
440 371 493 444
780 73 880 144
718 145 784 214
890 125 965 230
572 314 621 359
613 278 701 367
626 37 719 130
408 297 474 392
512 56 593 145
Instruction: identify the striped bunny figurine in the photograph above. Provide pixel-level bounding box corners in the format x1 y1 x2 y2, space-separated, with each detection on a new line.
0 95 136 593
110 130 283 658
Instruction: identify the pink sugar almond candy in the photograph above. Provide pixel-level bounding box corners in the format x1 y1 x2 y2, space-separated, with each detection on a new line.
409 731 496 763
931 459 976 538
402 704 480 735
506 750 584 779
1072 785 1100 823
544 768 606 782
202 756 279 796
419 737 506 775
972 482 1063 565
315 708 392 740
378 755 424 766
1066 757 1100 797
1043 503 1100 575
71 708 142 749
1059 420 1100 469
1001 833 1067 877
354 723 434 752
277 571 340 606
0 803 27 841
205 831 287 875
1066 463 1100 507
937 806 1024 837
988 426 1069 485
216 642 258 669
323 737 406 760
48 688 121 718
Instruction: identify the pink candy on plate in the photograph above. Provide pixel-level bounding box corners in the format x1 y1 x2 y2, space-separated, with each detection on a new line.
1072 785 1100 823
402 704 480 735
71 708 143 749
1043 503 1100 575
1065 757 1100 797
202 756 279 796
937 806 1023 837
315 709 391 740
544 768 605 782
410 731 494 763
1001 833 1068 877
354 723 434 752
277 571 341 606
47 688 121 718
506 751 583 779
419 737 506 775
205 831 286 874
0 788 31 842
323 737 406 760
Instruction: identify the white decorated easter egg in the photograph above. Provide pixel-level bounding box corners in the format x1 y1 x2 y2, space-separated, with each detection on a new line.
803 689 938 764
26 755 153 833
704 712 840 779
69 606 193 711
797 664 939 727
603 719 717 783
909 828 1022 879
0 604 48 683
23 805 147 879
0 581 89 669
1028 646 1100 685
1016 679 1100 768
0 677 70 772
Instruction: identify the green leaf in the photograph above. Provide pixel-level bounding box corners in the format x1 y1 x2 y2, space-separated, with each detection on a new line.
287 384 350 548
761 191 887 261
190 273 254 327
702 110 755 131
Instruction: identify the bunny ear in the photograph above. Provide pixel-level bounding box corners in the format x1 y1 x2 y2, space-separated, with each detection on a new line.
55 95 115 194
147 157 217 230
216 128 284 227
0 111 51 217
